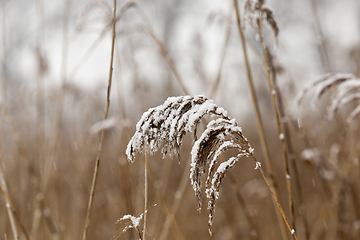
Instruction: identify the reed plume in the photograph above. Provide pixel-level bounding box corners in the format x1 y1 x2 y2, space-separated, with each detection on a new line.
244 0 279 39
126 95 255 234
296 73 360 124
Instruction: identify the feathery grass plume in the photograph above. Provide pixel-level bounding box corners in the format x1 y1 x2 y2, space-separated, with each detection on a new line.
296 73 355 105
296 73 360 122
126 95 255 235
244 0 279 38
126 95 229 162
326 78 360 120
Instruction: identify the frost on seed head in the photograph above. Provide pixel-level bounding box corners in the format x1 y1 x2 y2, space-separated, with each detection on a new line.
126 95 254 235
254 161 261 170
116 213 144 233
126 95 229 163
188 117 254 234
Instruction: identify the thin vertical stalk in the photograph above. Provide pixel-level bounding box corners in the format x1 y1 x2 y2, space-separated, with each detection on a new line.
307 0 332 72
258 23 295 235
143 151 148 240
1 0 7 103
41 0 70 195
70 2 190 96
255 163 298 240
228 172 259 240
240 140 298 239
233 1 289 239
132 4 190 95
0 168 30 240
336 184 347 240
0 104 57 239
32 0 70 238
0 167 19 240
209 11 232 99
158 158 190 240
268 50 310 239
82 0 117 239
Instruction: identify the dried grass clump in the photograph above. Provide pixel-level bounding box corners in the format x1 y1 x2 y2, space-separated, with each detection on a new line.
126 95 255 234
244 0 279 38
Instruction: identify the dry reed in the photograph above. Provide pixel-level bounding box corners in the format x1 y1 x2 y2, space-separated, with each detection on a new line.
244 1 296 237
82 0 117 239
126 95 296 237
1 1 359 240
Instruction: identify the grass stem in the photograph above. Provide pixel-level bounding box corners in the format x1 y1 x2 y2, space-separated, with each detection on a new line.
0 167 30 240
0 167 19 240
307 0 332 72
82 0 117 239
233 1 289 239
257 23 295 237
209 10 231 99
143 151 148 240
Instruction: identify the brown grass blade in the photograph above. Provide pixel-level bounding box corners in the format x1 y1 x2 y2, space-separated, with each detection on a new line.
82 0 117 239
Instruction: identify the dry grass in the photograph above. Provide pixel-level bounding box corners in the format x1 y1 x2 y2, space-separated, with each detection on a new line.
1 0 360 240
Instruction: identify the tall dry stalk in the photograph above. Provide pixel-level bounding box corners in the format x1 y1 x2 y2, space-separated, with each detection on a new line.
233 1 289 239
244 0 295 236
268 51 311 240
0 103 58 238
70 2 190 96
158 158 190 240
147 164 185 240
0 166 30 240
228 169 259 240
82 0 117 239
1 0 7 103
209 9 232 99
0 166 19 240
143 150 148 240
259 22 296 238
32 0 71 238
307 0 332 72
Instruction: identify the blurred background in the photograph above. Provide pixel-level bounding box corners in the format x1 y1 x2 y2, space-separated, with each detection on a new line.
1 0 360 239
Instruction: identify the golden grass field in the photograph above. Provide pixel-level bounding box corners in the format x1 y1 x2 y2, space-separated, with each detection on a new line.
1 0 360 239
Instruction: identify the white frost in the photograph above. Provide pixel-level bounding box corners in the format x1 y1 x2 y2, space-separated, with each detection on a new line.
279 133 284 140
119 214 143 228
254 161 261 170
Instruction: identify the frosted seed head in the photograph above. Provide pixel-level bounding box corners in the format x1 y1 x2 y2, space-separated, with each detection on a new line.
126 95 254 235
